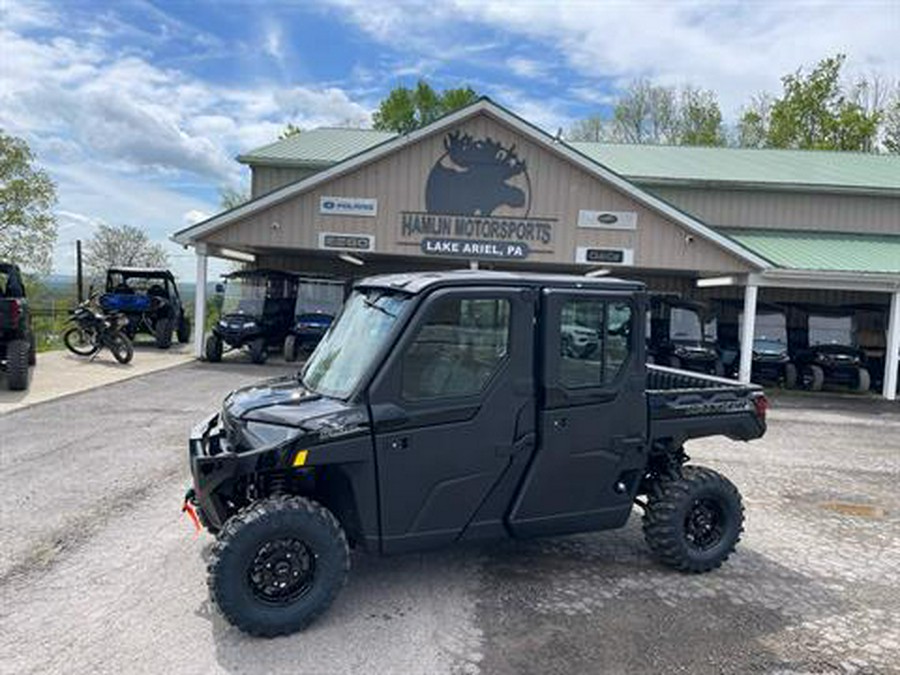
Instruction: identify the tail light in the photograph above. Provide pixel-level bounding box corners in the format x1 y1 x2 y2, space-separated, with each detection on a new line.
753 394 769 421
9 299 21 325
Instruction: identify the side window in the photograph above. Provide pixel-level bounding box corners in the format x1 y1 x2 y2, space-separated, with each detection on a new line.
402 297 510 400
559 298 632 389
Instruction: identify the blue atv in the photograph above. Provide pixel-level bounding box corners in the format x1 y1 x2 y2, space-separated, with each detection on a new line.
100 267 190 349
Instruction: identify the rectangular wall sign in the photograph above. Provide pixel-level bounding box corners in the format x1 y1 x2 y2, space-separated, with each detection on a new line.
575 246 635 265
577 210 637 230
318 232 375 251
319 196 378 217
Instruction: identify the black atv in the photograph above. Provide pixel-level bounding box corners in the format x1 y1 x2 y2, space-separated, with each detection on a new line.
646 295 723 375
99 267 190 349
185 270 768 637
283 278 345 363
0 262 35 391
205 269 298 365
793 310 870 392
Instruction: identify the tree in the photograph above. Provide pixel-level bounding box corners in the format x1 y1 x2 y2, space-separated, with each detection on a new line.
220 186 249 210
612 79 679 144
280 123 302 140
567 116 610 142
679 86 725 146
884 86 900 154
756 54 881 151
84 224 169 281
737 94 773 148
372 81 479 133
0 130 57 274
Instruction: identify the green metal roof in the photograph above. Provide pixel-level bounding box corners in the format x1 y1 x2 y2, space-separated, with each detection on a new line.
570 143 900 193
720 229 900 273
238 126 900 192
237 128 396 166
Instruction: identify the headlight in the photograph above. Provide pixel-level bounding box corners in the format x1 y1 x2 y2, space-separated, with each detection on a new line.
242 321 256 329
218 319 227 328
245 421 302 446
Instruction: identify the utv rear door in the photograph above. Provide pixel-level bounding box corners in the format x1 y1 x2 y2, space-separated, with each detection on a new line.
508 289 647 538
369 286 536 553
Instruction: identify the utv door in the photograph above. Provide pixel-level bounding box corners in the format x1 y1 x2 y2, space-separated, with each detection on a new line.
509 289 647 538
369 287 536 553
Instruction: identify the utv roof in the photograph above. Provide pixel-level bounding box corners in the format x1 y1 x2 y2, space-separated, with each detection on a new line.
107 267 175 278
357 270 645 294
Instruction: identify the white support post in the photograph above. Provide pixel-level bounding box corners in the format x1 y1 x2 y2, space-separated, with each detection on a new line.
883 290 900 401
193 246 208 359
739 283 758 384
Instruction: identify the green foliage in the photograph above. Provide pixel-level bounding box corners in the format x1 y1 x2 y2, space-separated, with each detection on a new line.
220 186 250 210
372 81 479 133
567 116 609 142
0 130 58 274
280 123 302 139
679 87 725 146
746 54 881 151
84 223 169 281
882 86 900 154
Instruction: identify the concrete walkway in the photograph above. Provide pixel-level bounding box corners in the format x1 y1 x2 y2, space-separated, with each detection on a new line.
0 343 195 415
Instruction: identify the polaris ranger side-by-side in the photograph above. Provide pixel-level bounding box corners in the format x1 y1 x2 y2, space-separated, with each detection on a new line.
0 263 35 390
646 295 723 375
184 271 768 637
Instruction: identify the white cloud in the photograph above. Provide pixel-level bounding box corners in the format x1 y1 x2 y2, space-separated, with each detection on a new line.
506 57 549 80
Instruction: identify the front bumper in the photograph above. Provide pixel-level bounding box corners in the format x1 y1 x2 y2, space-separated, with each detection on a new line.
188 412 240 530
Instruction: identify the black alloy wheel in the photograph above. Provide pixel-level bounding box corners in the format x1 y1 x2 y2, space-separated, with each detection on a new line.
248 538 316 605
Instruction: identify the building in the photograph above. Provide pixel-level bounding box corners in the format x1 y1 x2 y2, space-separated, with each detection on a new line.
172 98 900 399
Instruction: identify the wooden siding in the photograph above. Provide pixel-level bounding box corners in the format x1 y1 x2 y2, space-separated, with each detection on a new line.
208 113 754 275
649 186 900 234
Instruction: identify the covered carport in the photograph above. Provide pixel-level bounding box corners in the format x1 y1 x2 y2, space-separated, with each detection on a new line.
698 230 900 400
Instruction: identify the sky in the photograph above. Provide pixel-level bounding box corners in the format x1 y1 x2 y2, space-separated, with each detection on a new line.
1 0 898 279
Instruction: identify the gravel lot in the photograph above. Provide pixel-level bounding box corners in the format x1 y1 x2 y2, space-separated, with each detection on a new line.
1 364 898 675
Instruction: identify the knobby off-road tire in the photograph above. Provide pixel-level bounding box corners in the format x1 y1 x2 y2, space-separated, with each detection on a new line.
642 465 744 573
177 314 191 344
856 367 871 393
784 363 798 389
208 496 350 637
283 334 297 363
109 334 134 364
5 338 30 391
804 364 825 391
205 334 223 362
63 326 99 357
249 337 268 365
28 332 37 366
154 318 173 349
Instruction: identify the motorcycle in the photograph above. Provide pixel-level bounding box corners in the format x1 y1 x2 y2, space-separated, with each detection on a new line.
62 296 134 364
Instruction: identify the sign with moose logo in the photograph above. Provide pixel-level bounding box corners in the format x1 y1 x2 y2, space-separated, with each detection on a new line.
400 130 556 260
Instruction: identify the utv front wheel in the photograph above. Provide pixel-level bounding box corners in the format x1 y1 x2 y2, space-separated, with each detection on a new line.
154 318 173 349
208 496 350 637
5 338 30 391
855 367 871 393
642 466 744 573
249 337 268 364
177 314 191 344
283 334 297 363
205 335 223 362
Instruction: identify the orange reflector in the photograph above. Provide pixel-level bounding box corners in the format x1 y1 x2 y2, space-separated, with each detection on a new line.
293 450 309 467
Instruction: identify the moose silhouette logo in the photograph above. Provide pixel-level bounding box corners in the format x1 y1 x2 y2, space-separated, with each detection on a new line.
425 131 531 217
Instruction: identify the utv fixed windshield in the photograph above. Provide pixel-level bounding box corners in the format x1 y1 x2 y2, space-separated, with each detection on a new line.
301 288 412 399
295 280 345 317
809 314 854 347
669 307 702 342
221 277 267 317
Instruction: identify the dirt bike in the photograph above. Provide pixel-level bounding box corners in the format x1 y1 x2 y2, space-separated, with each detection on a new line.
63 296 134 364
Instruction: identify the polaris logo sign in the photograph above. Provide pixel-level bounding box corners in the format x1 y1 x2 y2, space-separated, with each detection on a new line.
319 196 377 217
577 210 637 230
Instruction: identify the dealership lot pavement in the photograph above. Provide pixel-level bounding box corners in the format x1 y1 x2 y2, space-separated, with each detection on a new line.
1 365 898 675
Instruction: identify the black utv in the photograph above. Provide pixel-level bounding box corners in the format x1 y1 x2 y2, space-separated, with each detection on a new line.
718 303 797 387
793 309 870 392
205 269 298 365
283 278 345 363
184 270 768 637
100 267 190 348
646 295 723 375
0 263 35 390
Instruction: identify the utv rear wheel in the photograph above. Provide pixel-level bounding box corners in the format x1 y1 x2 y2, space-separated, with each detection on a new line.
154 318 173 349
283 334 297 363
208 496 350 637
28 332 37 366
249 338 268 364
804 364 825 391
642 466 743 573
856 367 871 393
205 334 223 362
784 363 798 389
5 338 30 391
177 314 191 344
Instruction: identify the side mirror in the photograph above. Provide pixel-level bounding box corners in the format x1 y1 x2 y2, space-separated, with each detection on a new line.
215 283 225 294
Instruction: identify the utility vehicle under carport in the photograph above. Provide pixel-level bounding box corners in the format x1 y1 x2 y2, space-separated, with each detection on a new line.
185 271 768 637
